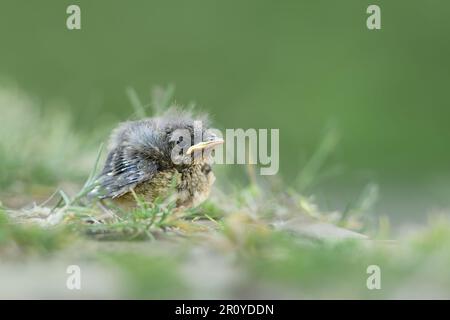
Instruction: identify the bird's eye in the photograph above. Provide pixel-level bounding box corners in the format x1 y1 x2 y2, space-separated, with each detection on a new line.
176 136 184 144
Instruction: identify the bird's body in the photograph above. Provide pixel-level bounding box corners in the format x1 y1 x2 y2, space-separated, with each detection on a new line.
112 164 215 209
90 109 223 210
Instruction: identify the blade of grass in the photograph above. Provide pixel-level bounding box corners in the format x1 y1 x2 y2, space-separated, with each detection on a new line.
296 123 340 192
126 86 148 118
151 84 175 114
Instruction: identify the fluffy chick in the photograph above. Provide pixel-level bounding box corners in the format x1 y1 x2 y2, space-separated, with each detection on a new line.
90 109 223 210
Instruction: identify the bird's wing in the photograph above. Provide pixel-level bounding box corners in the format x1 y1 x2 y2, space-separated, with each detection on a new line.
91 146 159 199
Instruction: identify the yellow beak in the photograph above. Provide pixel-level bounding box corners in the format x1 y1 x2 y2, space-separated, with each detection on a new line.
186 138 224 155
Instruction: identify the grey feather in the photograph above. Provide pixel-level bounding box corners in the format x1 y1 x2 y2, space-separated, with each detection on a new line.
93 146 159 199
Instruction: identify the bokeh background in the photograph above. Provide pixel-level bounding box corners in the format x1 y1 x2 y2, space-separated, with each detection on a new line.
1 0 450 228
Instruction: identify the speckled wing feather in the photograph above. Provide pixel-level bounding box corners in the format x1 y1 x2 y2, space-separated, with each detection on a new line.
92 146 158 199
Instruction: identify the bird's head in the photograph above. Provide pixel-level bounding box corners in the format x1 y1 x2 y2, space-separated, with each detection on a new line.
161 109 224 167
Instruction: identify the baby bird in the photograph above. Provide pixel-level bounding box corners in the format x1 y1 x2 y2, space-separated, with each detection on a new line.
90 109 224 210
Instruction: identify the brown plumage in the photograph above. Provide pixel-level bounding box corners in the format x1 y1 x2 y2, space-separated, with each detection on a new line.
89 109 223 210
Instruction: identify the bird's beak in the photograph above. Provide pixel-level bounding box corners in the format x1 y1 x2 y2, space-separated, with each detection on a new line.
186 138 224 155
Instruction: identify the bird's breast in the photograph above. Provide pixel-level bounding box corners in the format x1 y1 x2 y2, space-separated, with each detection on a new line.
176 165 216 209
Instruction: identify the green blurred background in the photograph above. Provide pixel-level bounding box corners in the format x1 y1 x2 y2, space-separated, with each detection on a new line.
1 0 449 225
